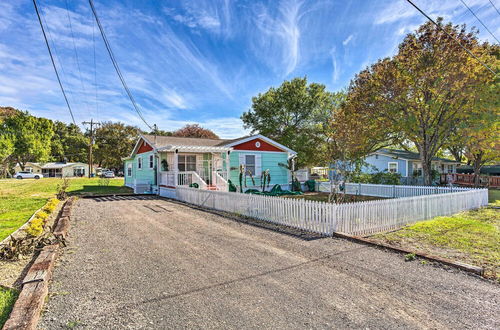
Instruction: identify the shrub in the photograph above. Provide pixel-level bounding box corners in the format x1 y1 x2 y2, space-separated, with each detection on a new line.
43 198 59 213
350 171 401 185
99 177 110 187
56 179 70 200
25 218 44 237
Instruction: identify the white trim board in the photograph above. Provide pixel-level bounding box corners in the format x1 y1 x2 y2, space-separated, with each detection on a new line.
224 134 297 155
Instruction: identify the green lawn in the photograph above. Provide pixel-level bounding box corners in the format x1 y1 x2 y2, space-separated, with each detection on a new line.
0 286 18 328
0 178 131 241
488 189 499 205
372 191 500 280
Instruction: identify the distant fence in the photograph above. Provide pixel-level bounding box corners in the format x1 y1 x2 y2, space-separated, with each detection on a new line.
318 182 471 198
174 185 488 236
440 173 500 188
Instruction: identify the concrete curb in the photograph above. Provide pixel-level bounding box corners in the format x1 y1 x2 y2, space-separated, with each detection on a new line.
331 232 484 276
2 197 76 330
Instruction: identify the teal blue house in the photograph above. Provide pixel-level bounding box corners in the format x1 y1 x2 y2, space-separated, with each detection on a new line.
123 134 297 195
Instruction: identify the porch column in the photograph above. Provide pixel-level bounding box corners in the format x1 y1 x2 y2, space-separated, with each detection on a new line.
156 153 161 187
174 151 179 186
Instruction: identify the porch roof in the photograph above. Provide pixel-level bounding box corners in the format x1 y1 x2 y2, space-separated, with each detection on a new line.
157 145 232 153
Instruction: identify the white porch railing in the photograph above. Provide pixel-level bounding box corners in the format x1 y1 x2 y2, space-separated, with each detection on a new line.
215 172 228 191
160 170 229 191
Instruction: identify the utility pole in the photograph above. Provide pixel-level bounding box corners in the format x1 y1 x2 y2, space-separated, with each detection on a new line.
82 119 101 178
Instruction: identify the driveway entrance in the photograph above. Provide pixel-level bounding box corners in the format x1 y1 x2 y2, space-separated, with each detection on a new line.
39 196 499 329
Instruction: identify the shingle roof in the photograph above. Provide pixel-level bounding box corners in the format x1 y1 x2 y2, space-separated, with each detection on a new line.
378 149 459 163
29 162 87 169
141 134 261 148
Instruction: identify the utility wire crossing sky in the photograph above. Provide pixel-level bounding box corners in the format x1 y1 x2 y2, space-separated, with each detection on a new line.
0 0 498 138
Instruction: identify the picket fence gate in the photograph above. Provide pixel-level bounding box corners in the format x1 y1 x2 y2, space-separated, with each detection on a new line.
175 185 488 236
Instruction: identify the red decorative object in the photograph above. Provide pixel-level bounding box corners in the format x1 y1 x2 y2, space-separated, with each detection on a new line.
232 138 283 152
137 140 153 154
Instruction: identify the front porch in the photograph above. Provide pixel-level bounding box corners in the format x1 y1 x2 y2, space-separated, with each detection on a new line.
157 146 231 191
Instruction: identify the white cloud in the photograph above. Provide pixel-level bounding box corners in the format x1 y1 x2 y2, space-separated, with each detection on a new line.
163 89 189 109
330 47 339 83
342 34 354 46
253 0 304 76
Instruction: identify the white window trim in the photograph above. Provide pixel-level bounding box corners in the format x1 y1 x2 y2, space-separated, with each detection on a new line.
149 154 154 169
245 154 256 175
137 156 143 170
388 162 398 173
127 163 132 177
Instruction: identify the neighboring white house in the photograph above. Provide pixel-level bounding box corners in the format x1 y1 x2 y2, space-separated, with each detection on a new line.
14 162 89 178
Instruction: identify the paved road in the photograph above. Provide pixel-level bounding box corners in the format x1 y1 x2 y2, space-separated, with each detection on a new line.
40 196 499 329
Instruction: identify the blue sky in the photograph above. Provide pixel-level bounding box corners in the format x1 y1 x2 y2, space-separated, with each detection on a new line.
0 0 498 138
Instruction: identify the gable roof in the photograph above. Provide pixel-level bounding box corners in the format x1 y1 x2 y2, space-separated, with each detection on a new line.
26 162 87 169
375 149 459 163
134 134 297 155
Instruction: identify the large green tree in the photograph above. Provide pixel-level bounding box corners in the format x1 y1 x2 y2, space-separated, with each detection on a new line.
1 111 54 170
94 122 139 170
242 77 334 167
344 19 498 185
51 121 88 163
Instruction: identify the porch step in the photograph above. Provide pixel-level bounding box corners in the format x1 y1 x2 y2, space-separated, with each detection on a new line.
206 185 219 190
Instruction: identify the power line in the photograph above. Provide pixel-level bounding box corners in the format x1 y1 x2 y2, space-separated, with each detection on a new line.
32 0 77 125
405 0 497 75
88 0 153 130
459 0 499 43
487 0 500 17
64 0 93 117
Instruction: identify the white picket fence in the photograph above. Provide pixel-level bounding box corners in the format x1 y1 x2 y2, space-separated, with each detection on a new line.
175 186 488 236
318 182 471 198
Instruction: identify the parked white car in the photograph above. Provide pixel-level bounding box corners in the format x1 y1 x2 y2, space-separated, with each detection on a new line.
102 171 115 178
15 171 43 179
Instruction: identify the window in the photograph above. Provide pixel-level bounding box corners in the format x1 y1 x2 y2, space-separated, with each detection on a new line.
73 167 85 177
178 155 196 171
245 155 256 175
149 155 154 169
137 157 142 169
127 163 132 177
375 154 378 159
414 163 423 177
388 162 398 173
447 164 454 173
25 167 33 173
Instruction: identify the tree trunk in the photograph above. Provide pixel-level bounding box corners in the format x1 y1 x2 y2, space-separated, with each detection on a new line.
418 144 434 186
472 152 483 187
17 157 25 171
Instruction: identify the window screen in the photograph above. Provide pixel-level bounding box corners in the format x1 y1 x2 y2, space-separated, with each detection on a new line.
178 155 196 171
246 155 255 175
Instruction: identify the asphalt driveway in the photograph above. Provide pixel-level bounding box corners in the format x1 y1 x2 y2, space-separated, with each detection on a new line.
39 196 499 329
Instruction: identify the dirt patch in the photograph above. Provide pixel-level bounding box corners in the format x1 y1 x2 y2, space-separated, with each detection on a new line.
284 192 386 203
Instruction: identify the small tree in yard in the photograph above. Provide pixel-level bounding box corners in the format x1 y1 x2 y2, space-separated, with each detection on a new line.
464 120 500 185
344 18 498 185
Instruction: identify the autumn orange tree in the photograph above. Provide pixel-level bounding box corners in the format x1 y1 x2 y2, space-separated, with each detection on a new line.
344 18 498 185
172 124 219 139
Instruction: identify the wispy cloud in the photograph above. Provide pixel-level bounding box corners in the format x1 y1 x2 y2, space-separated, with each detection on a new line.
342 34 354 46
252 0 304 76
1 0 498 136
